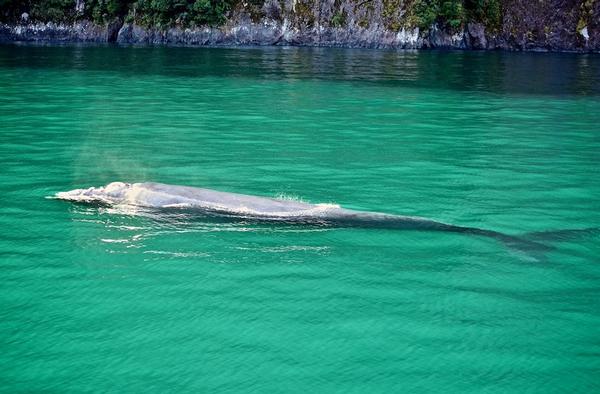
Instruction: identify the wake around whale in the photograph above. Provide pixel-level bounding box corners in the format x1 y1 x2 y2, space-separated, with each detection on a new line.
55 181 556 254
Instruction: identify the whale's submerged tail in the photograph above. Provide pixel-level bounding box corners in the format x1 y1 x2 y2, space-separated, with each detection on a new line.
449 226 553 260
325 211 594 261
424 224 599 262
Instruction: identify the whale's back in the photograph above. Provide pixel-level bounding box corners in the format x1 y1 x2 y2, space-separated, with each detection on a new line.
137 182 328 216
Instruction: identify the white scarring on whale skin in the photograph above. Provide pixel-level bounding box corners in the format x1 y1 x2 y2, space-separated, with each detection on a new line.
55 182 349 219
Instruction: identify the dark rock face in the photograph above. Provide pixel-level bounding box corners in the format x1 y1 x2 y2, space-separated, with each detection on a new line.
114 20 423 49
425 25 465 49
1 0 599 52
466 23 487 50
106 18 123 42
500 0 582 51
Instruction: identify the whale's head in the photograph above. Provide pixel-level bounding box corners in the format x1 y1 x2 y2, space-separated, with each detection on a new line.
55 182 132 205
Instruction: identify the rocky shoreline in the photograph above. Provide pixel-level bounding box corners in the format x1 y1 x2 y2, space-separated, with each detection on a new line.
0 17 597 52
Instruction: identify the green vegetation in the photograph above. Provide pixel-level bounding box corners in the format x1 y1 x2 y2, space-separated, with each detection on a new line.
381 0 402 31
577 0 595 32
0 0 240 26
0 0 503 30
407 0 501 31
1 0 76 23
86 0 131 24
294 0 316 28
465 0 501 30
331 10 346 27
409 0 463 30
130 0 233 27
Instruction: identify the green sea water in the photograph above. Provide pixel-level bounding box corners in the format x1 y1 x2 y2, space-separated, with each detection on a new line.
1 44 599 393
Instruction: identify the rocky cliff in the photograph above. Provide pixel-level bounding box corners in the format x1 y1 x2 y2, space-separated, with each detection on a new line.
1 0 598 52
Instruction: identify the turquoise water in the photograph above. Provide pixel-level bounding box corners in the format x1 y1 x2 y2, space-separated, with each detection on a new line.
1 44 599 392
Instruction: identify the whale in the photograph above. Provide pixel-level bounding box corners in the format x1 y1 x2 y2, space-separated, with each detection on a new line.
54 181 553 253
55 181 476 230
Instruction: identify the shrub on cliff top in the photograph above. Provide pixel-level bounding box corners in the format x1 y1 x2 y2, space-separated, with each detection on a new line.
0 0 25 22
37 0 74 21
129 0 235 27
409 0 501 31
410 0 464 30
465 0 501 30
190 0 231 26
86 0 133 24
1 0 504 31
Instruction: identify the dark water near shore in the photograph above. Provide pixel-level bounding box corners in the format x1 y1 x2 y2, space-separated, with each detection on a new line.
1 44 599 392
